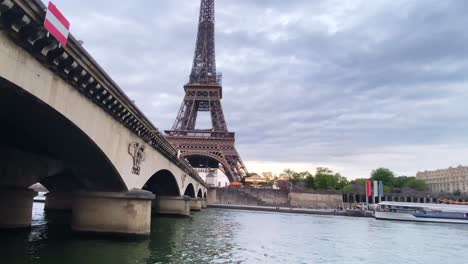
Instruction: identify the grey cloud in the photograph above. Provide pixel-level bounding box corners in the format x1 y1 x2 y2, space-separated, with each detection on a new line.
50 0 468 177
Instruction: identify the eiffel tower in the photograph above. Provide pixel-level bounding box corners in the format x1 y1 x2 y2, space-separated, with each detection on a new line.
165 0 247 183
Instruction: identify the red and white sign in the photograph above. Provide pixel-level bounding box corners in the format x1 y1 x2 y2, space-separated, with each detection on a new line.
44 2 70 47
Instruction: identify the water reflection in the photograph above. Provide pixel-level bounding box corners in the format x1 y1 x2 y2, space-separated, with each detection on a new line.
147 210 241 263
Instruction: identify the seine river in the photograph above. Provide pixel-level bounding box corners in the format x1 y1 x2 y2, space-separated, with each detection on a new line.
1 203 468 264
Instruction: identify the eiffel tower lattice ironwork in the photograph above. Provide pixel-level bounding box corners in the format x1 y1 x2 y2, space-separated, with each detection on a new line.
165 0 247 183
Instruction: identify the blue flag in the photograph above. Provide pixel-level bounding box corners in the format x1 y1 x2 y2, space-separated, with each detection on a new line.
379 181 384 198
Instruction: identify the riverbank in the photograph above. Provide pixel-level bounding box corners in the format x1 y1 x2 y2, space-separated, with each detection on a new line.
208 204 373 218
31 200 373 217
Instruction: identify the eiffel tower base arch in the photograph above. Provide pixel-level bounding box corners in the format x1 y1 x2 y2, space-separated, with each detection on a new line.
165 136 246 183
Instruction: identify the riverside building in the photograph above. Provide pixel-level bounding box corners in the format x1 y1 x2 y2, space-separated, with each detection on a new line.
416 165 468 193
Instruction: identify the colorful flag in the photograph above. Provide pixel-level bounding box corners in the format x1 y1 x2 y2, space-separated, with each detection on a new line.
379 181 384 198
366 180 372 197
373 181 379 197
44 2 70 47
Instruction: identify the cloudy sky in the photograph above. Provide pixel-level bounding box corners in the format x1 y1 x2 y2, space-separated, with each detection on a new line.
50 0 468 179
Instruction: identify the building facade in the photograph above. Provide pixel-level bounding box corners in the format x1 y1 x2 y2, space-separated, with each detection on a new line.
416 165 468 193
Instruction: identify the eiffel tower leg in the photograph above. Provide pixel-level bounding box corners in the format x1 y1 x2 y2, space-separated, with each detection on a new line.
210 100 227 131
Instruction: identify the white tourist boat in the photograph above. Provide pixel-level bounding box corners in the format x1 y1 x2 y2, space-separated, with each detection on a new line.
375 201 468 224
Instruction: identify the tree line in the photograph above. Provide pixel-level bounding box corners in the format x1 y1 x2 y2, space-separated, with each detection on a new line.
280 167 349 190
270 167 428 193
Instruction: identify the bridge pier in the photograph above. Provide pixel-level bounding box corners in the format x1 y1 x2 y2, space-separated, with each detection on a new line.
207 188 217 205
190 198 202 211
152 196 191 217
71 190 154 236
45 192 74 211
0 188 36 229
201 199 207 209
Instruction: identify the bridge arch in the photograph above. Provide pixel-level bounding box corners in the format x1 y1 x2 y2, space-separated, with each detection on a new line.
183 153 235 182
143 170 180 196
197 189 203 198
203 191 207 199
0 76 125 192
184 183 196 198
0 23 207 194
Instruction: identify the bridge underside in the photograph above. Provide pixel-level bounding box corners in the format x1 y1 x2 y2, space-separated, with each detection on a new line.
0 77 125 192
186 155 220 170
143 170 180 197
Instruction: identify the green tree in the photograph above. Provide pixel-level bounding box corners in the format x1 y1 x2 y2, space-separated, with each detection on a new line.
317 167 334 175
403 177 428 191
315 167 338 190
283 169 295 179
304 173 315 189
383 185 392 194
342 184 353 193
343 178 368 193
335 173 349 190
370 168 395 186
393 177 405 189
351 178 368 186
266 180 275 187
391 176 428 191
290 171 310 184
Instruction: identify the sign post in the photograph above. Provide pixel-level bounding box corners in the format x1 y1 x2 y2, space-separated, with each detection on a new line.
44 2 70 47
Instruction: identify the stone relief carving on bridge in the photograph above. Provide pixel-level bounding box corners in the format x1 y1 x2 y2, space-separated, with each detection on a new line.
128 142 146 175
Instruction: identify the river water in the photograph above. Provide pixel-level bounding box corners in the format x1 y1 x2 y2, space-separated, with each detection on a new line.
1 203 468 264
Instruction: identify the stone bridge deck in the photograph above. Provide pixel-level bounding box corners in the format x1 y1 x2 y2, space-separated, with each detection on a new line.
0 0 208 235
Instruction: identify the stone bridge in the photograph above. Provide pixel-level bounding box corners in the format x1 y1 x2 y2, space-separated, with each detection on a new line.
0 0 208 235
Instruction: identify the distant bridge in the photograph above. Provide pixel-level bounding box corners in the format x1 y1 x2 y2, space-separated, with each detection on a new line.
0 0 209 235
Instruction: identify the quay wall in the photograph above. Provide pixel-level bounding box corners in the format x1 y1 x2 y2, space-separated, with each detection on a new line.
238 188 289 206
289 192 343 209
215 188 260 206
215 188 343 209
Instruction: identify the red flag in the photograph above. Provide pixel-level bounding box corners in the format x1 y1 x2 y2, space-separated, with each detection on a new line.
366 180 372 197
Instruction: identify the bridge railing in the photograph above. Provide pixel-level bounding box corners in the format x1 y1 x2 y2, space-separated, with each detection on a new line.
165 130 235 139
1 0 205 186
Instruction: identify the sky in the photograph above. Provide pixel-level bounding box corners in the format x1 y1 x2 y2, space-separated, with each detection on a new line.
48 0 468 179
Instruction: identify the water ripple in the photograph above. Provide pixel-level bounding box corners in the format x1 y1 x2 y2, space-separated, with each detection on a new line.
2 204 468 263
